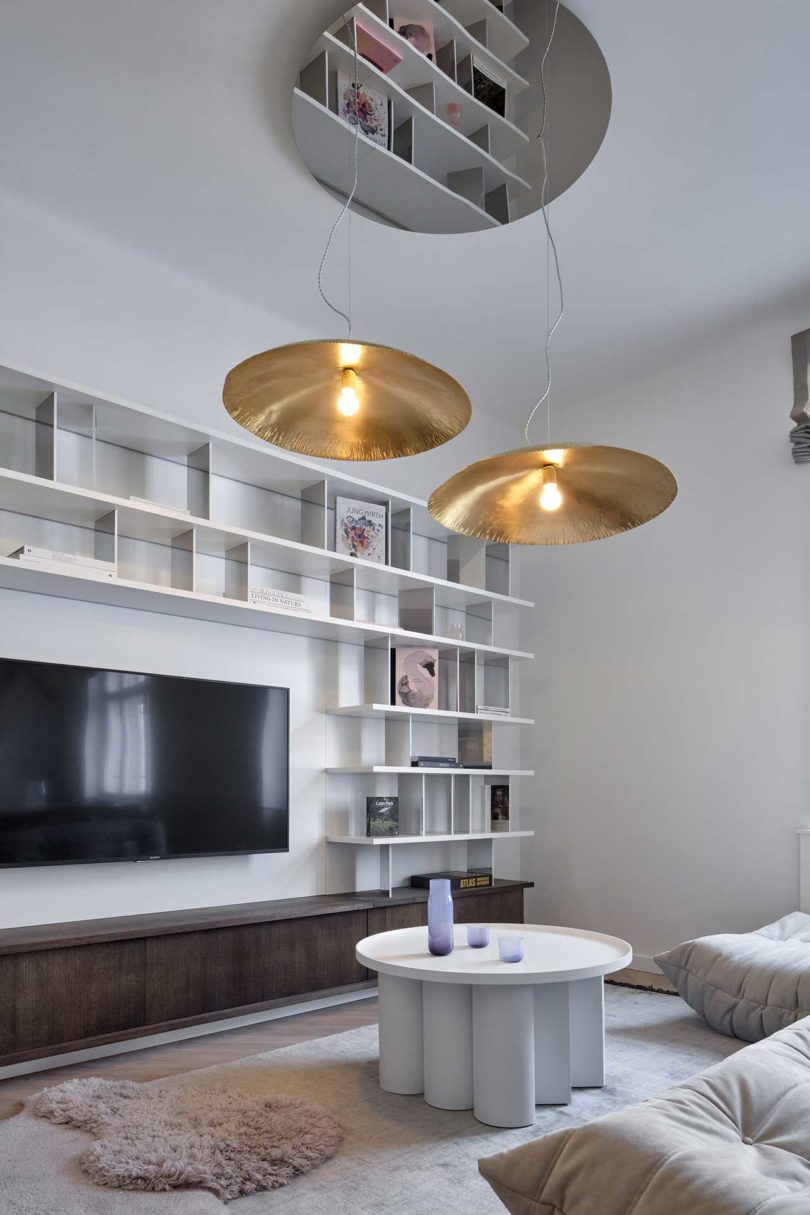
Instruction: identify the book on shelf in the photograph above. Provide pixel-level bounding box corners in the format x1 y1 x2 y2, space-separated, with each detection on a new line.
248 586 311 613
366 796 399 837
411 755 461 768
8 545 115 573
10 554 115 581
410 870 493 891
484 783 510 832
476 704 510 717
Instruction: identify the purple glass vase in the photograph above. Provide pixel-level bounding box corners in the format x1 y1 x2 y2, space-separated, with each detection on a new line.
428 877 454 956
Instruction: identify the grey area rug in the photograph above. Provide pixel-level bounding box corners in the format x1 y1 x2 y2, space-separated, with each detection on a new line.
0 987 743 1215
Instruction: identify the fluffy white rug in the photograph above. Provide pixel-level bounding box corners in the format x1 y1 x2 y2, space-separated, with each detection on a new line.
31 1079 341 1200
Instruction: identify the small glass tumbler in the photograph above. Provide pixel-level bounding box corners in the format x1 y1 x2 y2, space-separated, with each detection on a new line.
467 923 490 949
498 934 524 963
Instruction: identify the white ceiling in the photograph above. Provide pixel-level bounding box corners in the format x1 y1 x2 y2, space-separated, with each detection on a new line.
1 0 809 486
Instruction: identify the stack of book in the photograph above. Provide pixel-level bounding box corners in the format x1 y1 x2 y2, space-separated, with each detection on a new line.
248 586 311 614
476 704 511 718
411 755 462 768
8 544 115 582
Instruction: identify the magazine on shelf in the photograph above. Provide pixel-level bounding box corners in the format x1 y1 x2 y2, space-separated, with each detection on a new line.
472 57 506 117
366 796 399 837
484 784 510 832
335 497 387 563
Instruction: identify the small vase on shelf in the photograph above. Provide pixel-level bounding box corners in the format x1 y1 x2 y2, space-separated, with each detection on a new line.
427 877 454 956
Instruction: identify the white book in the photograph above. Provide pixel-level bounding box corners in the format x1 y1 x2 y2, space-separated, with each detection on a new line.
14 555 115 582
249 598 311 615
9 544 115 573
249 586 307 605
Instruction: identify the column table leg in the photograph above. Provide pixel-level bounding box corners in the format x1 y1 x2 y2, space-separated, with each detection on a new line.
473 985 535 1128
569 975 605 1087
423 981 473 1110
378 972 424 1095
534 981 572 1104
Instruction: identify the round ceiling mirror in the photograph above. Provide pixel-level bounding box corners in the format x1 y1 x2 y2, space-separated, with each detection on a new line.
292 0 611 234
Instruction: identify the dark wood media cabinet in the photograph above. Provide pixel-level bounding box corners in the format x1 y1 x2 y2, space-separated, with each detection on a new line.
0 880 531 1067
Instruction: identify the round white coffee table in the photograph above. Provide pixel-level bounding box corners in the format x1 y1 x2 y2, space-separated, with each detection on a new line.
356 923 632 1128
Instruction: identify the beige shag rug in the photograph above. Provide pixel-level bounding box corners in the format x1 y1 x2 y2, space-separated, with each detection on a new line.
30 1078 341 1201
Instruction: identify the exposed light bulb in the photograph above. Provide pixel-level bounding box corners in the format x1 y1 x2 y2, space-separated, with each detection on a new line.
539 464 562 511
337 367 359 417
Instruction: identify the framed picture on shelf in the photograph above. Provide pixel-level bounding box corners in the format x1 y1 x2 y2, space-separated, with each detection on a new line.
335 497 387 563
366 796 399 837
336 71 390 148
392 15 436 62
392 647 439 710
486 783 510 832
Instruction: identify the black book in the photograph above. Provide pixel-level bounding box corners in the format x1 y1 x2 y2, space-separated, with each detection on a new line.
410 870 494 891
366 796 399 837
411 756 460 767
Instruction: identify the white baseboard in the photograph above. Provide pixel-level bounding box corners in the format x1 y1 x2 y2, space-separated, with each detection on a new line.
626 954 663 975
0 988 378 1081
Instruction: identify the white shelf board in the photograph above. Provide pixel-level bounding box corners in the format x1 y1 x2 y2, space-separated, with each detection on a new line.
293 90 500 234
0 467 533 611
326 830 534 845
325 766 534 775
326 703 533 723
322 30 530 190
437 0 529 63
381 0 529 92
0 557 532 658
355 6 529 161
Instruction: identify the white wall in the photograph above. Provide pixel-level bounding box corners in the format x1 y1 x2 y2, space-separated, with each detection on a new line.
520 307 810 966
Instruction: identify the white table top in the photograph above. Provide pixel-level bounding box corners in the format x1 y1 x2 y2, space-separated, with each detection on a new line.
356 923 633 985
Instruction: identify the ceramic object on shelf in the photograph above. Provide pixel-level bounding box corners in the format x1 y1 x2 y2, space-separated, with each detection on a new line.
446 102 463 127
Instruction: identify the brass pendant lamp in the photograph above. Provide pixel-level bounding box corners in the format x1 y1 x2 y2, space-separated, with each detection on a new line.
429 2 676 544
223 25 470 462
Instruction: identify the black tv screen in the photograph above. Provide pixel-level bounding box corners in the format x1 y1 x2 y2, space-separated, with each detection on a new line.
0 657 289 867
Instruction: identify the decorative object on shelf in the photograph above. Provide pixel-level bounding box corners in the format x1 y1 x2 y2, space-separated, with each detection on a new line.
467 923 491 948
498 933 524 963
392 15 436 62
445 101 463 127
429 3 677 545
248 586 311 614
413 871 493 891
335 496 387 563
459 721 493 767
355 19 403 73
411 755 461 768
471 58 507 117
427 877 454 956
392 647 438 710
366 795 399 837
336 69 390 147
487 784 510 832
225 19 471 461
448 620 465 640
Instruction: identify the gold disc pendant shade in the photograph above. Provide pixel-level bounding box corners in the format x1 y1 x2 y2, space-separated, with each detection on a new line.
428 444 678 545
223 340 471 461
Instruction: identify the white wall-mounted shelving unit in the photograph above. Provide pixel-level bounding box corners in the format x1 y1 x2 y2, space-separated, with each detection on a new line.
0 359 535 894
293 0 531 232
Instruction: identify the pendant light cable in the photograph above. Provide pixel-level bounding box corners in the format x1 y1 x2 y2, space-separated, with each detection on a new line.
317 14 361 338
524 0 564 445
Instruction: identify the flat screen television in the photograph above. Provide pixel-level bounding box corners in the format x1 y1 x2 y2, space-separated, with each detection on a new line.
0 657 289 867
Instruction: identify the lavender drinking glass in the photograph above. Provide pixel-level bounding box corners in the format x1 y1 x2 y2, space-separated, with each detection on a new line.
427 878 454 956
466 924 490 949
498 934 525 963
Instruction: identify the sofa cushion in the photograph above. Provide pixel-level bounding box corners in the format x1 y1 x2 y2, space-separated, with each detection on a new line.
655 912 810 1041
479 1016 810 1215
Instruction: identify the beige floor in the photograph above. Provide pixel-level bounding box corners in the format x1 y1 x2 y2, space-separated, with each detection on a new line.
0 969 674 1123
